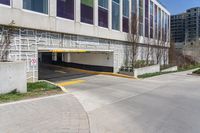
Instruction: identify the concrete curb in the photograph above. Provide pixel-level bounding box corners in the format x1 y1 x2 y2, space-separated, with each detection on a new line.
68 67 135 79
0 93 68 107
39 80 68 93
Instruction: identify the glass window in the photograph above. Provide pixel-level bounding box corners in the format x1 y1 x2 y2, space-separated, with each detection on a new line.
131 0 136 14
162 11 165 41
81 0 94 24
112 0 120 30
145 0 149 37
139 0 143 36
131 0 137 34
158 8 161 39
0 0 10 5
23 0 48 14
57 0 74 20
164 13 168 41
123 0 129 32
98 0 108 28
154 4 157 39
150 1 153 38
99 0 108 8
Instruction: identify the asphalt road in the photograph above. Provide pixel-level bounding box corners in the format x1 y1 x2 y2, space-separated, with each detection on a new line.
1 64 200 133
62 70 200 133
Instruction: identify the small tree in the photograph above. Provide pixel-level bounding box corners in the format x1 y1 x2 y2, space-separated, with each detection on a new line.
128 12 140 68
169 40 176 65
155 35 162 64
0 21 15 62
145 36 152 65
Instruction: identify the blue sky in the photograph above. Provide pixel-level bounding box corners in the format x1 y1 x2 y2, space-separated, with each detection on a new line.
159 0 200 15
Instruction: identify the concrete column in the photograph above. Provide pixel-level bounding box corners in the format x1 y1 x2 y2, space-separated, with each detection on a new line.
94 0 98 26
108 0 112 30
12 0 22 9
75 0 81 23
67 53 71 62
49 0 56 17
52 53 57 61
120 0 123 32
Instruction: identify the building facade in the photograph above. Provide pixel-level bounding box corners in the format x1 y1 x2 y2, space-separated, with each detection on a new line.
0 0 170 82
185 7 200 46
171 7 200 48
171 7 200 62
171 13 186 49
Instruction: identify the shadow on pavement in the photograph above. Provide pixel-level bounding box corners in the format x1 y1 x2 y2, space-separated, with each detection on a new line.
39 63 95 82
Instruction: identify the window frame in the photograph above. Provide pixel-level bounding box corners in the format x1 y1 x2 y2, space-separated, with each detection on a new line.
122 0 129 33
0 0 11 7
112 0 120 31
22 0 49 15
98 0 109 28
56 0 75 21
80 0 94 25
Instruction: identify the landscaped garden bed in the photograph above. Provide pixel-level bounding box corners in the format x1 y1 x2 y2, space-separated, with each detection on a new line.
0 81 63 104
193 69 200 75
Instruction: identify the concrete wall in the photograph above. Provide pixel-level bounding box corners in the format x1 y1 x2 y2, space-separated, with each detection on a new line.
134 64 160 78
63 52 114 67
161 66 178 73
0 0 170 44
0 62 27 94
0 25 170 82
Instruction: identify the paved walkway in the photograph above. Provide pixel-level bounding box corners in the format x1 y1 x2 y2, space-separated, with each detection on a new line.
0 94 90 133
1 68 200 133
64 70 200 133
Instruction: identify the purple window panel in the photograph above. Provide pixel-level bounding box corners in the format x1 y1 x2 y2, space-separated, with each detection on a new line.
145 19 149 37
123 17 129 33
0 0 10 5
145 0 149 37
81 4 93 24
57 0 74 20
150 28 153 38
98 7 108 28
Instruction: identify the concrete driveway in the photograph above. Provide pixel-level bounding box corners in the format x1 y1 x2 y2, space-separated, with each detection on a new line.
63 70 200 133
1 66 200 133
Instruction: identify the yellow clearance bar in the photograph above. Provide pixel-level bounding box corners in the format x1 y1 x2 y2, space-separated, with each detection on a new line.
49 49 88 53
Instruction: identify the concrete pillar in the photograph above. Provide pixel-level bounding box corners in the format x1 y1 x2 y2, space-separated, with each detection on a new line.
75 0 81 23
49 0 56 17
94 0 98 26
67 53 71 62
52 53 57 61
108 0 112 30
120 0 123 32
12 0 22 9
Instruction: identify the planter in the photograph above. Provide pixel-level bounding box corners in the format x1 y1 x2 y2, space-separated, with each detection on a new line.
119 64 160 78
161 66 178 73
0 61 27 94
134 64 160 78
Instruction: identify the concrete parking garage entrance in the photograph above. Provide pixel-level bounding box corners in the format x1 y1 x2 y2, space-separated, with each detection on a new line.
38 49 114 81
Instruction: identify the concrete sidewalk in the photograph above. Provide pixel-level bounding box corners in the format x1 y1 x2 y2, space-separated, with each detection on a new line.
0 94 90 133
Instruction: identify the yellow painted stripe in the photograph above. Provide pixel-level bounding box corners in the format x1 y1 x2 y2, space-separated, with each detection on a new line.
49 49 87 53
57 80 85 87
68 67 135 79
